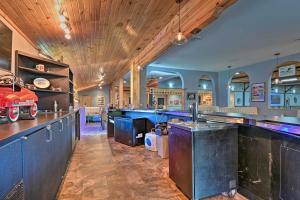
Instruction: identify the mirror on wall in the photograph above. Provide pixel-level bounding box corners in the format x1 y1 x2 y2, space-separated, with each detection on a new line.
198 75 213 106
228 72 250 107
146 70 184 110
269 61 300 109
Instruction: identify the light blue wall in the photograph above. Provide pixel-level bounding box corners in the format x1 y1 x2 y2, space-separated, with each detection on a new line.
158 77 182 88
78 85 110 107
218 52 300 116
147 66 219 109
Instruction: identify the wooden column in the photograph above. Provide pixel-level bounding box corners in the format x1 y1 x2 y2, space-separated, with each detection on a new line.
118 78 124 108
130 63 140 108
109 84 115 107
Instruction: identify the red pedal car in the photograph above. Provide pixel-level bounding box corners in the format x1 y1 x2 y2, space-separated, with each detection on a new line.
0 74 38 122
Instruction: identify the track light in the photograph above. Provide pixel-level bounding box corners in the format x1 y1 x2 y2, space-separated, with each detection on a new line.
65 33 71 39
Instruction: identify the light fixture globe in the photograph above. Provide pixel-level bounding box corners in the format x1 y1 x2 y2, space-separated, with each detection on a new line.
173 31 187 45
173 0 188 46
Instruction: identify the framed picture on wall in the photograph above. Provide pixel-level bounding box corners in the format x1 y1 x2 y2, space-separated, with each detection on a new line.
187 92 196 100
251 83 265 102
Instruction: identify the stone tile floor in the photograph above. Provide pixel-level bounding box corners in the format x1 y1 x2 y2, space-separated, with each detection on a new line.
58 133 247 200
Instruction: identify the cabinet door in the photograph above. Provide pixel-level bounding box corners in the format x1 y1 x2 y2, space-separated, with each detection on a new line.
278 139 300 200
71 114 76 151
23 125 57 200
238 126 272 200
168 126 192 199
51 120 66 191
0 139 23 199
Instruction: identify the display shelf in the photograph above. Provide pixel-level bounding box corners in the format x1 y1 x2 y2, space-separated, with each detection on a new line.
18 66 68 78
30 89 67 94
16 50 68 68
16 51 73 111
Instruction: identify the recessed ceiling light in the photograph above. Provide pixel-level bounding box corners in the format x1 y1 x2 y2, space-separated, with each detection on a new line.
65 33 71 39
59 15 66 22
64 28 70 34
60 22 67 30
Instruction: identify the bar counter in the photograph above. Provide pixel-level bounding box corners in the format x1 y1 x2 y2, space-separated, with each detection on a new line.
200 111 300 200
120 109 192 123
200 112 300 137
0 110 79 147
0 110 80 200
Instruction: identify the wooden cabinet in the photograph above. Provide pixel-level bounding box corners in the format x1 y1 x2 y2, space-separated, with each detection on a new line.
23 125 56 200
0 139 23 199
23 116 72 200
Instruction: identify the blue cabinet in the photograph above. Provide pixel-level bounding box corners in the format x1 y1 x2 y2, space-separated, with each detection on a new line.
23 124 57 200
0 139 23 199
22 116 72 200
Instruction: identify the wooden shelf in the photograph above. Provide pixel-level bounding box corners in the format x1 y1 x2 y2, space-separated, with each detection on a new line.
18 66 68 78
16 50 69 68
16 50 74 110
30 89 67 94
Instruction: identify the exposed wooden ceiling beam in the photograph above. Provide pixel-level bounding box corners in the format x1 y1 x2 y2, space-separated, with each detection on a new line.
113 0 237 81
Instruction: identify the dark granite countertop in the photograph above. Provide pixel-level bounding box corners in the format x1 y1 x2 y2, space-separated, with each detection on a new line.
201 112 300 126
120 109 192 117
168 121 236 132
0 110 78 147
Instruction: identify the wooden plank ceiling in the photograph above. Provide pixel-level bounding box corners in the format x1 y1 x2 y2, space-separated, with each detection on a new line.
0 0 236 89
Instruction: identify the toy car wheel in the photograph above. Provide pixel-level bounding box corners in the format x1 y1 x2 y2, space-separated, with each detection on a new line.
6 106 20 122
29 103 38 118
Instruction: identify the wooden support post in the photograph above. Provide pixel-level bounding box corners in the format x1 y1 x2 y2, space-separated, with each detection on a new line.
109 84 115 107
130 63 140 108
118 78 124 108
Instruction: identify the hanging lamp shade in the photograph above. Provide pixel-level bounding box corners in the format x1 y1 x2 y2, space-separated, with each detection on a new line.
173 31 188 45
173 0 188 45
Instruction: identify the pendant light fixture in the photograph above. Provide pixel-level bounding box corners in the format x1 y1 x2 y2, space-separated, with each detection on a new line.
173 0 187 45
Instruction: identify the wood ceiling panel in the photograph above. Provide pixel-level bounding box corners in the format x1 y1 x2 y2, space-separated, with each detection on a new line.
0 0 236 89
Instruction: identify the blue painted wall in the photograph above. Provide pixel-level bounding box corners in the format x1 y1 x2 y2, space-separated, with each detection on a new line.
218 52 300 116
78 85 110 107
158 77 182 89
147 66 219 110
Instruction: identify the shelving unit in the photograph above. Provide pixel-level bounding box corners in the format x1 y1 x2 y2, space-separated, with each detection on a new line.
15 50 74 111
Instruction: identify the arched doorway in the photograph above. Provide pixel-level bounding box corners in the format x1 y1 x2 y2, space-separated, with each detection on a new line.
147 70 184 110
198 75 214 106
228 72 250 107
268 61 300 109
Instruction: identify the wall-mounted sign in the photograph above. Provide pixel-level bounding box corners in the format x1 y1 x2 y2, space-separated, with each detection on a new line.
251 83 265 102
279 65 296 77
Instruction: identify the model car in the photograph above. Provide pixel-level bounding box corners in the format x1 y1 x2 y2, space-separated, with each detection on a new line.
0 74 38 122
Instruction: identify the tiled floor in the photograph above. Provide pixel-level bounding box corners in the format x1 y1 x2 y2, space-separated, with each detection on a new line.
58 131 247 200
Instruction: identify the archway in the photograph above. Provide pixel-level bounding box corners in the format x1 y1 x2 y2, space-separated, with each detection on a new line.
228 72 250 107
198 75 214 106
268 61 300 109
146 70 184 110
